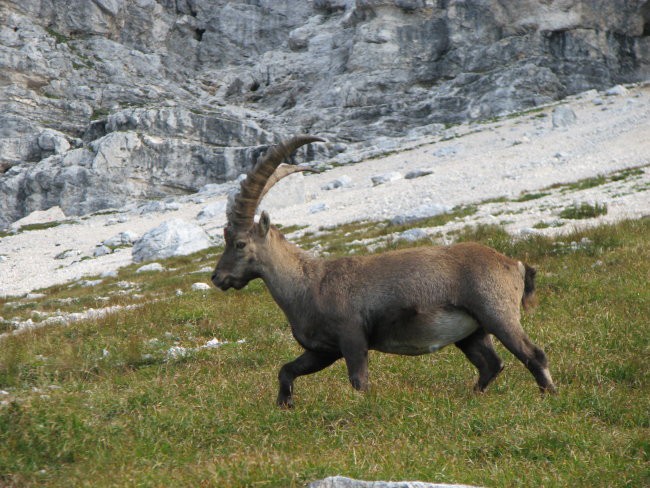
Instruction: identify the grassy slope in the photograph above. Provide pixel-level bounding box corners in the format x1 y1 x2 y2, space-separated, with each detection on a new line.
0 218 648 487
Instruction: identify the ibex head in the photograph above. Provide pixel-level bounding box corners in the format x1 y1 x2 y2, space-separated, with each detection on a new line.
212 135 325 291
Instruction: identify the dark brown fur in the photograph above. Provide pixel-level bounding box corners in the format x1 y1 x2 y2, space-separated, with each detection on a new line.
213 223 556 407
522 264 538 311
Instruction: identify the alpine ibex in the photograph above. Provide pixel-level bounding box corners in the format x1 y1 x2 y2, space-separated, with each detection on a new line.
212 135 556 407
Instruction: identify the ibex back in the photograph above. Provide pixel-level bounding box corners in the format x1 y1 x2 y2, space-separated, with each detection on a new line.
212 136 556 408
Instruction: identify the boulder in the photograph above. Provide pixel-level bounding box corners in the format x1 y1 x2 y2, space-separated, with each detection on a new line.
309 202 329 214
93 245 112 257
103 231 140 247
54 249 81 260
136 262 165 273
37 129 71 155
321 175 353 190
371 171 402 186
132 219 213 263
197 201 228 221
605 85 628 96
405 169 433 180
432 146 461 158
191 282 211 291
398 228 429 242
552 106 577 128
308 476 479 488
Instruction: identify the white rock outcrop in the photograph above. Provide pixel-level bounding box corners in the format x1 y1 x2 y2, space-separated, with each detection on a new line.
132 219 213 263
308 476 480 488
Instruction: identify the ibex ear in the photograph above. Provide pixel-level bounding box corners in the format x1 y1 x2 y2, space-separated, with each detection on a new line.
258 211 271 237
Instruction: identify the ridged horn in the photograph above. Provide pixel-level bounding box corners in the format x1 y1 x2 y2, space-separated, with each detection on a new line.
227 135 325 230
259 163 320 202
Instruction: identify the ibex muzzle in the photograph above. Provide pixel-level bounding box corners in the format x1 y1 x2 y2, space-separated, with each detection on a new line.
212 135 556 408
212 226 261 291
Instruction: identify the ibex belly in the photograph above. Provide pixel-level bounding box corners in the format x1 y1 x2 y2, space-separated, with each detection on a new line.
371 308 479 356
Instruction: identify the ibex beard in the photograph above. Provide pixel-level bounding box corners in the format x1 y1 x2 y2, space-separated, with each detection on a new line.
212 135 556 408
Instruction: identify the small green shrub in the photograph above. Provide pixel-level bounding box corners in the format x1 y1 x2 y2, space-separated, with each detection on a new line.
515 192 550 202
559 202 608 220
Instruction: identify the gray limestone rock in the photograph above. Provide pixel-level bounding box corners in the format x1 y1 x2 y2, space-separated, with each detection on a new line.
309 202 329 214
405 169 433 179
136 262 165 273
398 228 429 242
552 106 577 128
197 201 228 221
371 171 402 186
37 129 70 155
93 245 112 257
605 84 629 96
308 476 479 488
54 249 81 260
322 175 353 190
132 219 213 263
1 0 648 228
103 231 139 247
191 282 211 291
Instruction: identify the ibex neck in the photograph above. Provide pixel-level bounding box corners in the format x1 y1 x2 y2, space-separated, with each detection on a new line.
261 230 319 314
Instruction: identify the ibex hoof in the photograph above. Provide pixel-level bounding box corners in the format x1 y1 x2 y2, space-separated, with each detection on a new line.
277 396 294 409
349 377 368 392
473 383 487 394
540 384 558 395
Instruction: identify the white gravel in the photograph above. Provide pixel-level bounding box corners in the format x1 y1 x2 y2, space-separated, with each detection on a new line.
1 84 649 298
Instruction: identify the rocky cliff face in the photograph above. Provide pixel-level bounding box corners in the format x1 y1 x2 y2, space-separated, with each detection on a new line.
1 0 649 227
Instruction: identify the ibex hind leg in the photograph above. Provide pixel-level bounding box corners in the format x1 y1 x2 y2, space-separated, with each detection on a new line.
455 328 504 392
340 335 370 392
486 317 556 393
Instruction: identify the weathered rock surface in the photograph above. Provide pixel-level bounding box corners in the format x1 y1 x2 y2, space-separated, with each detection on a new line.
322 175 354 190
136 262 165 273
1 0 649 227
552 106 577 128
131 219 213 263
103 230 139 247
308 476 479 488
372 171 403 186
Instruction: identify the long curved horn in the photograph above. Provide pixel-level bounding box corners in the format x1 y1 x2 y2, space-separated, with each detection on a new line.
227 135 325 230
259 163 320 202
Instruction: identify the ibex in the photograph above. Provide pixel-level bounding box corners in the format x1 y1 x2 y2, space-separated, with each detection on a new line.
212 135 556 407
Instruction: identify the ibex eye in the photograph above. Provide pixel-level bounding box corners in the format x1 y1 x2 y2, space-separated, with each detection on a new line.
236 241 247 250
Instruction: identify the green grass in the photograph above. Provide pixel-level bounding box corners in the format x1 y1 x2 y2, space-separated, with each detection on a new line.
514 191 551 202
559 202 608 220
45 28 69 45
304 205 477 254
0 221 77 238
1 218 649 487
532 220 564 230
20 221 77 232
549 167 646 194
91 108 110 121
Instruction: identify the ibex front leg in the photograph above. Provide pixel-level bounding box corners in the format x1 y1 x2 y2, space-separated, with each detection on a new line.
277 350 341 408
